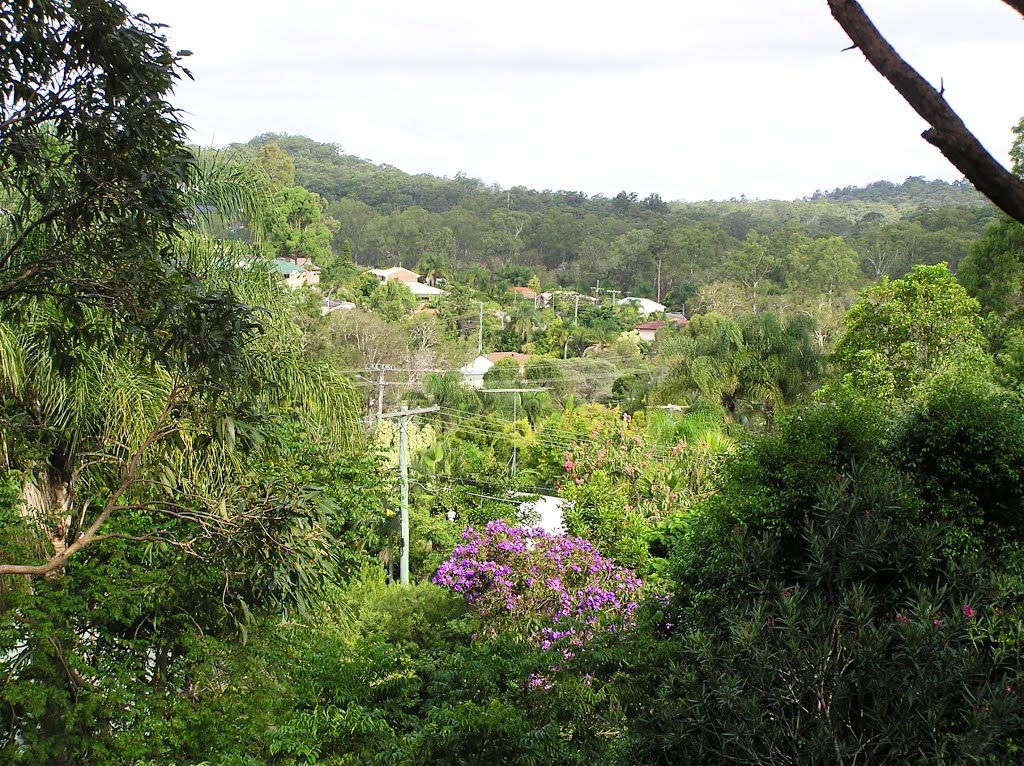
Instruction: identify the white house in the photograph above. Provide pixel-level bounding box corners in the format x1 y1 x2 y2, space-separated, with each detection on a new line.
459 355 494 388
272 258 320 289
516 493 567 535
617 296 666 316
369 266 444 299
405 281 445 299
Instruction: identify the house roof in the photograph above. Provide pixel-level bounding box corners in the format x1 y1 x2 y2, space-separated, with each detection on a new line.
510 286 538 299
404 281 445 297
636 315 686 333
486 352 530 365
272 259 303 274
369 267 420 282
460 355 495 375
618 296 666 313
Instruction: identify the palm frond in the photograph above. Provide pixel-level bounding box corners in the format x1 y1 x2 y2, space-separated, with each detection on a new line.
183 150 273 245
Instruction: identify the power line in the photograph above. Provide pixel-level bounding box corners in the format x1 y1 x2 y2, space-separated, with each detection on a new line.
328 354 660 376
407 466 562 498
414 407 683 462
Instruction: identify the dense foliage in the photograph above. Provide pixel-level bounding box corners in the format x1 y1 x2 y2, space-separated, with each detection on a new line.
5 3 1024 763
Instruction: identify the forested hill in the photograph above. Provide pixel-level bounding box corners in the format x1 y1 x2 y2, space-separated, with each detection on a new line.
809 177 988 207
240 132 989 214
231 133 1000 317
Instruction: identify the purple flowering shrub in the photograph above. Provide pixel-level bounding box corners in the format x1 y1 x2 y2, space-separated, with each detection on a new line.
433 519 643 657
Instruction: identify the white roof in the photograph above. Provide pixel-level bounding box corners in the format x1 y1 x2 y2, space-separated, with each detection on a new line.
617 296 666 314
321 298 355 315
405 281 445 297
459 355 494 376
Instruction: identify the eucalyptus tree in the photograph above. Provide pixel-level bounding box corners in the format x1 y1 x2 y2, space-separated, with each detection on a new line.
830 265 990 400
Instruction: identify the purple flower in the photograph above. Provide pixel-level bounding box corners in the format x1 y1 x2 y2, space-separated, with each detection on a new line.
434 522 645 655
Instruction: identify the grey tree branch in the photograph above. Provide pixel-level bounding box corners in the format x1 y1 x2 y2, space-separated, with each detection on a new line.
1001 0 1024 19
827 0 1024 225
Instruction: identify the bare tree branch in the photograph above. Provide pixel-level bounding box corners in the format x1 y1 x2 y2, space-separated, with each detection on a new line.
827 0 1024 225
1001 0 1024 19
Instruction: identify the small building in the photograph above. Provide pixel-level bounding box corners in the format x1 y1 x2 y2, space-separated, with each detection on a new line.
516 493 567 535
369 266 421 284
486 351 530 370
618 296 666 317
405 281 445 299
459 352 532 388
509 286 539 304
369 266 444 300
273 258 320 289
459 355 494 388
635 321 664 342
635 315 687 342
321 297 355 315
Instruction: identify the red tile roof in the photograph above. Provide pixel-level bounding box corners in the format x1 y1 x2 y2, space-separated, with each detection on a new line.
486 352 530 364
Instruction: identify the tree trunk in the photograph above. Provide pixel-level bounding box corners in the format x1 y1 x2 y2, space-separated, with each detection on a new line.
20 468 74 575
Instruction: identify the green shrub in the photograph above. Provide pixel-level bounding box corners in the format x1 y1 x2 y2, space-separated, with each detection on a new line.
891 374 1024 558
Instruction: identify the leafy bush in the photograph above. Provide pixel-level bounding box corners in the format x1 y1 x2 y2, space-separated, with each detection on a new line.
667 390 900 619
890 374 1024 559
632 458 1024 764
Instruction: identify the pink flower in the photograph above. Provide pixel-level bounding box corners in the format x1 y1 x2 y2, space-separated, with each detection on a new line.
895 613 909 625
564 458 574 472
963 604 976 619
933 619 942 627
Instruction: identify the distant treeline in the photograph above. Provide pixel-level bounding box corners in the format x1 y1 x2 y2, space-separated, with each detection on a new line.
230 133 999 314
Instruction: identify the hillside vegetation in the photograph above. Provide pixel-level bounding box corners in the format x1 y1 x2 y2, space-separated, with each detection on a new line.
6 3 1024 762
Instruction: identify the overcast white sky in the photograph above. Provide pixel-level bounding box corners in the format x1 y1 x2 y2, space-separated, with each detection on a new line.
133 0 1023 201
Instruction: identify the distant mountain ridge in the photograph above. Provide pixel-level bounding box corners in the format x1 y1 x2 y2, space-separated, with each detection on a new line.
809 178 988 207
234 133 989 214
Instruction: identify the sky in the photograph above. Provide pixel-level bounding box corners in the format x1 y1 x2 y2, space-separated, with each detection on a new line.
132 0 1023 202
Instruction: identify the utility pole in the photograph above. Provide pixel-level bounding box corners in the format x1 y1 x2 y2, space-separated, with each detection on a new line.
368 363 394 426
609 289 621 306
379 405 439 585
478 388 546 477
573 294 580 324
477 301 484 355
593 280 601 304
